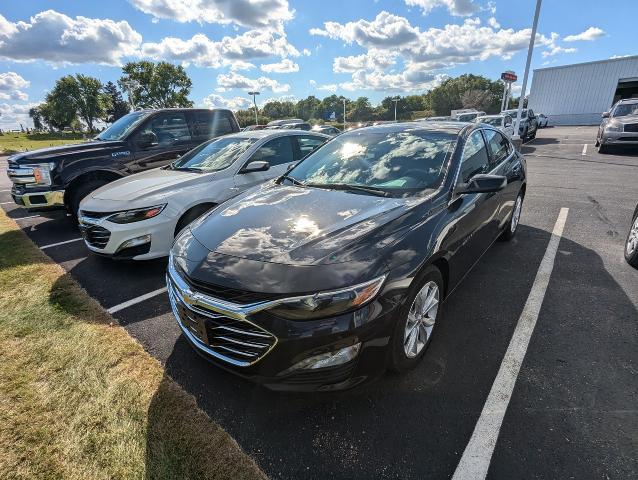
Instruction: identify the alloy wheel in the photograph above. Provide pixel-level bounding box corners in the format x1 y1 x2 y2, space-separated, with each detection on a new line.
404 281 439 358
627 216 638 256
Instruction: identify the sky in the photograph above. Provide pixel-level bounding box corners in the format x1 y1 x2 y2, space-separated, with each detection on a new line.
0 0 634 129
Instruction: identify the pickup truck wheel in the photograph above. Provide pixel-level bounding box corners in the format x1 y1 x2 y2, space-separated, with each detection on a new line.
67 180 109 219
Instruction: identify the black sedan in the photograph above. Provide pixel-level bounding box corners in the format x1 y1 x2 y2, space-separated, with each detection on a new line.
167 122 527 391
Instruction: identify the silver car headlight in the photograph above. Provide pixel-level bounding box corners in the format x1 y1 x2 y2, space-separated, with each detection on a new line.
106 204 166 224
266 275 387 320
605 120 623 132
25 162 55 186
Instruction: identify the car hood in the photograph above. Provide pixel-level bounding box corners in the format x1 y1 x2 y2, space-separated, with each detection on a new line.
189 183 426 266
90 167 210 202
612 115 638 124
8 140 124 164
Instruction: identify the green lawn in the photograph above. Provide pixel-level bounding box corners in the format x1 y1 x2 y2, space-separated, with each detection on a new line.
0 132 87 154
0 209 266 480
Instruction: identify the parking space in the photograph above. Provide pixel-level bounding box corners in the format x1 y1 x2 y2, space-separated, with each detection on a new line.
1 126 637 479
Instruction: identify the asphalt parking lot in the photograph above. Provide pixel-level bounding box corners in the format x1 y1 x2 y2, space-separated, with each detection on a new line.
1 125 637 479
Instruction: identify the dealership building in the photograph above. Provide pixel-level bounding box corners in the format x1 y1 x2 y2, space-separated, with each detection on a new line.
528 55 638 125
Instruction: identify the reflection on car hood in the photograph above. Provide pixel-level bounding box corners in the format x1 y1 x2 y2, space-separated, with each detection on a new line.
8 140 123 163
189 183 424 265
91 167 209 201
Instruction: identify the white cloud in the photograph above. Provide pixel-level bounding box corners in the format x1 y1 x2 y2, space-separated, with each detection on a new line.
128 0 294 33
317 84 338 92
487 17 500 29
340 69 448 93
141 29 299 68
260 58 299 73
405 0 479 17
0 10 141 65
542 45 577 58
216 71 290 93
0 72 30 100
564 27 605 42
203 93 252 110
0 102 38 129
333 51 396 73
302 48 311 56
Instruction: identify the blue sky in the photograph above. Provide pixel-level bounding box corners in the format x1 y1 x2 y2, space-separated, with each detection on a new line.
0 0 634 128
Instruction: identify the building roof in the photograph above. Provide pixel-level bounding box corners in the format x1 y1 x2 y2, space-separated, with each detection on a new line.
533 55 638 73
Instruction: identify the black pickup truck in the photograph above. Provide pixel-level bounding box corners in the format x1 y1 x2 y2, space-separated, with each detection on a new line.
7 108 240 216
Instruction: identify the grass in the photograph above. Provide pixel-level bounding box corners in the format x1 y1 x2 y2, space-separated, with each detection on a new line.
0 132 87 154
0 209 266 480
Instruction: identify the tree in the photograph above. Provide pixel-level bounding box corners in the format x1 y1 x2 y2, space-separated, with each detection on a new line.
103 81 129 123
40 76 78 130
234 110 269 128
296 96 322 121
347 97 374 122
119 61 194 109
461 89 493 112
423 74 503 115
261 100 296 119
72 74 109 132
29 106 45 131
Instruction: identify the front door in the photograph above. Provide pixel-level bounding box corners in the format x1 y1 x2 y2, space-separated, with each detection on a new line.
233 135 296 191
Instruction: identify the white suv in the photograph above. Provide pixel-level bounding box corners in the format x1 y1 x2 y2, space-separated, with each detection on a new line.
78 130 329 260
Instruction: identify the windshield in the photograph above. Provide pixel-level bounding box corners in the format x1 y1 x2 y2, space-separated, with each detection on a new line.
612 103 638 117
479 117 503 127
171 137 256 172
97 111 149 141
286 129 456 196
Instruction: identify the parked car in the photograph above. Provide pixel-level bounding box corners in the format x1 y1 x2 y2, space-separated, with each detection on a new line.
502 108 538 141
422 116 453 121
455 111 486 122
475 114 515 138
243 125 267 131
281 122 312 131
6 108 240 217
625 203 638 268
596 98 638 154
167 122 526 390
312 125 341 136
78 130 329 260
266 118 304 127
537 113 549 128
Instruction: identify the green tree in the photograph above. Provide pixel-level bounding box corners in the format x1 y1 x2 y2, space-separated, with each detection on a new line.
347 97 374 122
29 106 45 131
261 100 296 119
73 74 109 132
296 96 322 121
119 61 194 109
234 110 269 128
423 74 503 116
103 81 130 123
319 95 348 123
40 76 78 130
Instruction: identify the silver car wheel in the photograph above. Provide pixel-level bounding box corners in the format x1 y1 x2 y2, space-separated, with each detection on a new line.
627 216 638 256
511 196 523 233
404 281 439 358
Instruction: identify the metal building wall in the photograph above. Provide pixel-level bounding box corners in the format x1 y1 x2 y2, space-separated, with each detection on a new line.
528 56 638 125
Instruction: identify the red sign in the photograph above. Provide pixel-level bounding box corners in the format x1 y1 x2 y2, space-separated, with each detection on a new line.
501 71 517 82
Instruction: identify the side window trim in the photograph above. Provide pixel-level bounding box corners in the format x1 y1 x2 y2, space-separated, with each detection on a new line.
483 128 513 171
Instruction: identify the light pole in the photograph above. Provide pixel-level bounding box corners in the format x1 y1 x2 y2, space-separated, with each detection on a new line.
392 97 400 122
513 0 542 140
248 91 260 125
343 98 346 130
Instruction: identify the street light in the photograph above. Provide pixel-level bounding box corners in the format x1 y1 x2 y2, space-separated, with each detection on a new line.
343 98 347 131
248 91 260 125
513 0 542 141
392 97 400 122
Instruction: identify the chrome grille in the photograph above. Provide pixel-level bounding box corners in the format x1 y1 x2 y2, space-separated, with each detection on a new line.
624 123 638 133
167 269 277 367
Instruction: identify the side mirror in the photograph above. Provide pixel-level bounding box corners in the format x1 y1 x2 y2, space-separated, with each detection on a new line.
241 160 270 173
456 174 507 195
138 131 158 148
602 111 610 118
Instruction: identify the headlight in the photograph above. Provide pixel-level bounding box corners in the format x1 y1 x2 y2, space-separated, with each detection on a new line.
266 275 386 320
605 120 623 132
26 162 55 186
107 204 166 224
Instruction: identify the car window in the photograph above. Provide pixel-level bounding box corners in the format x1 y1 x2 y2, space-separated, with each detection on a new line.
460 131 490 183
140 112 191 147
295 135 326 160
483 129 511 167
250 136 295 166
172 137 256 173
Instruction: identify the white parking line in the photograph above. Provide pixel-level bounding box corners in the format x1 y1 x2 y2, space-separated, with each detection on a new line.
15 214 40 220
0 189 11 193
582 144 588 156
40 237 83 250
452 207 569 480
0 201 13 205
106 287 168 314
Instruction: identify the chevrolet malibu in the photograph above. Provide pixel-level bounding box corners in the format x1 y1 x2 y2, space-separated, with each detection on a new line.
78 130 328 259
167 122 527 391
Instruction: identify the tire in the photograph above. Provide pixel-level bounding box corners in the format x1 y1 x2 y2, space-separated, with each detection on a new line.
530 129 537 139
67 180 109 219
625 212 638 269
522 129 529 142
174 203 216 237
390 266 444 372
499 192 524 241
598 143 609 154
595 138 600 147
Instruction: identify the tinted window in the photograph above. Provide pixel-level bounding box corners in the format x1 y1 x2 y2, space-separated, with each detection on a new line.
190 111 235 140
296 135 326 159
483 129 511 166
288 129 456 194
97 111 148 141
250 136 295 166
140 112 191 146
172 137 256 172
460 131 490 183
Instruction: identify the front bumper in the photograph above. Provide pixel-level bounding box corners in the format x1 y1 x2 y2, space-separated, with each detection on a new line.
166 261 397 391
601 131 638 146
11 187 65 210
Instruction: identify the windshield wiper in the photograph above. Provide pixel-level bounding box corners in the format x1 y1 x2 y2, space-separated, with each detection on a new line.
306 183 391 197
172 166 204 173
279 174 306 186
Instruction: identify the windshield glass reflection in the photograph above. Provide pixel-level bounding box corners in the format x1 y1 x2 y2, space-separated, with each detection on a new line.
172 137 256 172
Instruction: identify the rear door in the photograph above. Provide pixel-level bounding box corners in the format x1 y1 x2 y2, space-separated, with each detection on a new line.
132 112 193 172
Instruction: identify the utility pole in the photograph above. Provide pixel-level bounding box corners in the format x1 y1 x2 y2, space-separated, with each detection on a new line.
513 0 542 139
393 97 399 122
343 98 346 131
248 91 260 125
